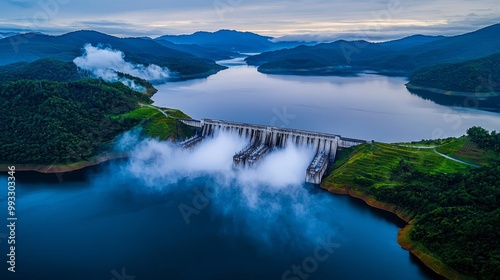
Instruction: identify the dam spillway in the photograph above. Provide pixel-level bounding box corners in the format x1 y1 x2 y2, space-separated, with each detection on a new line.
178 118 366 184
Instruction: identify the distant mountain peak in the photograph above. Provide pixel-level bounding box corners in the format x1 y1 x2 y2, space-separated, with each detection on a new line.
155 29 301 52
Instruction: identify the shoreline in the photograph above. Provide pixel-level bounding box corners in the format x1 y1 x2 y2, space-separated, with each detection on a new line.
320 184 469 280
0 141 474 279
405 83 500 98
0 153 128 173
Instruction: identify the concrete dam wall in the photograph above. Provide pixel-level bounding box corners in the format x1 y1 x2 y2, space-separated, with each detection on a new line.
178 118 366 184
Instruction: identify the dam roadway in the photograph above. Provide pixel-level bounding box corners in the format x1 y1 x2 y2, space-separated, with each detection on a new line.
178 118 366 184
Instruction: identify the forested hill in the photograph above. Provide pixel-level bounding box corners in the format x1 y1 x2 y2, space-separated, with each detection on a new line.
0 79 148 164
324 128 500 279
0 58 83 83
408 52 500 93
0 59 189 165
1 30 226 78
246 23 500 75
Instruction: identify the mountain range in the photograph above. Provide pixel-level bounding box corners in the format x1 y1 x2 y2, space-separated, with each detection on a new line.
245 23 500 75
156 29 313 53
0 32 19 39
0 30 226 78
1 24 499 82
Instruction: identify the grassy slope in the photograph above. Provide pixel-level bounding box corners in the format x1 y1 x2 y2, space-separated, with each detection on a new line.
322 137 496 279
117 106 196 141
325 142 468 191
435 136 499 166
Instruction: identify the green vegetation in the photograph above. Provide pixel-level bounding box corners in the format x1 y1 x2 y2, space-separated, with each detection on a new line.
0 30 226 78
435 136 499 166
466 126 500 152
117 106 196 141
0 58 84 83
325 142 468 190
0 59 196 165
0 79 146 164
409 53 500 93
247 23 500 77
324 131 500 279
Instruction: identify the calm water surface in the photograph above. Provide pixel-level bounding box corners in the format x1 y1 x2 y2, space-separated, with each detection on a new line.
153 58 499 142
0 168 439 280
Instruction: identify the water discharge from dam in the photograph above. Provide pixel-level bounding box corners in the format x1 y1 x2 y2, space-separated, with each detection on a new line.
117 130 336 246
178 118 365 183
0 129 438 280
120 130 318 189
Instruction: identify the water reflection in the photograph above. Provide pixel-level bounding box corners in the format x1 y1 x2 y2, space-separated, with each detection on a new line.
153 66 500 142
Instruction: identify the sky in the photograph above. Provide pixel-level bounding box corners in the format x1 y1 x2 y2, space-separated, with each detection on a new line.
0 0 499 41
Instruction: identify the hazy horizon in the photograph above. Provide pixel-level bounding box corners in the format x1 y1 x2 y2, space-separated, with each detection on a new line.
0 0 499 41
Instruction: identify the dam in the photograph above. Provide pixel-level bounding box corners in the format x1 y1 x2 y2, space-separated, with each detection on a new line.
178 118 366 184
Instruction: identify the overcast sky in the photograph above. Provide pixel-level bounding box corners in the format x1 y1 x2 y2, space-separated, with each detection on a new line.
0 0 499 41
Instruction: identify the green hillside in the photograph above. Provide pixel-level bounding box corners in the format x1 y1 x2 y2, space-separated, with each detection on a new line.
246 24 500 75
0 59 194 165
323 129 500 279
408 52 500 93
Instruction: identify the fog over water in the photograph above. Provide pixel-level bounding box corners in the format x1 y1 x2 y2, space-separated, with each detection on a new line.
116 131 327 244
0 129 438 279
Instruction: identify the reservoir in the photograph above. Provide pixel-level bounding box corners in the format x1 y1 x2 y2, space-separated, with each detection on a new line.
153 58 500 143
2 59 498 279
0 164 439 280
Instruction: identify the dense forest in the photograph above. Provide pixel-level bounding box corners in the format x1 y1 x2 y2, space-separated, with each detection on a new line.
365 134 500 279
375 160 499 279
467 126 500 152
325 127 499 279
0 58 197 165
409 52 500 93
0 58 84 83
247 23 500 75
0 30 227 77
0 79 149 164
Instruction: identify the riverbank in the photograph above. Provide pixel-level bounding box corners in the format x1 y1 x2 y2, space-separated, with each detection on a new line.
0 153 127 173
322 137 500 280
320 183 469 280
405 83 500 113
405 83 500 97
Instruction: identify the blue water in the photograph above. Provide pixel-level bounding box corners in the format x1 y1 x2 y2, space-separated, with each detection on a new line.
0 163 438 280
2 61 485 279
152 59 500 142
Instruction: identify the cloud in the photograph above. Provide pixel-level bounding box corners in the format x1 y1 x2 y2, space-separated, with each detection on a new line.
119 131 315 190
1 0 498 40
73 44 171 89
